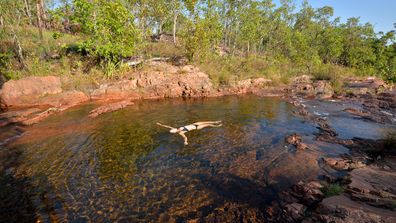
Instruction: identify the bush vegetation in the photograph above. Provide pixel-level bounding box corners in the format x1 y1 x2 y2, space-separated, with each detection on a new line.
0 0 395 86
321 183 344 197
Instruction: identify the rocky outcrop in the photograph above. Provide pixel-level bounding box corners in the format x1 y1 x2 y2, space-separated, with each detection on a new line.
89 100 134 118
346 165 396 209
0 76 62 108
344 77 387 95
289 75 334 99
91 63 214 101
315 194 396 223
91 80 139 101
234 78 272 93
313 81 334 99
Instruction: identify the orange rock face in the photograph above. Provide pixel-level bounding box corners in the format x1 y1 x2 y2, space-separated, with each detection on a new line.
0 76 62 107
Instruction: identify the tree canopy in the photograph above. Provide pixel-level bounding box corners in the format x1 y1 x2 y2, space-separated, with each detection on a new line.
0 0 395 81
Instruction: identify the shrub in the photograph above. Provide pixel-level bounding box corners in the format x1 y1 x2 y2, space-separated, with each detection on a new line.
321 183 344 197
73 0 141 64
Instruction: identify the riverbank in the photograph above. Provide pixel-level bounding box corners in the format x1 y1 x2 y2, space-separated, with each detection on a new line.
1 61 394 127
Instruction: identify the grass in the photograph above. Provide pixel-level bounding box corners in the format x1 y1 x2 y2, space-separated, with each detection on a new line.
196 54 302 87
141 42 185 59
0 26 383 92
321 183 344 197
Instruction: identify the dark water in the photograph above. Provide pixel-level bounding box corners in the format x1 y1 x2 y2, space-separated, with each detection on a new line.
1 95 394 222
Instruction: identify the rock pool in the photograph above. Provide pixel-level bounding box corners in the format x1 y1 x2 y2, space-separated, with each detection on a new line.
1 95 394 222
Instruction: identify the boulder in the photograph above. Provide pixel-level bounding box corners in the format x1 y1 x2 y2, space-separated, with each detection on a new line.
313 81 334 99
0 76 62 107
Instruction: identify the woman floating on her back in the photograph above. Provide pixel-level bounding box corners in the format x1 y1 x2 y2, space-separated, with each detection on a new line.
157 121 222 145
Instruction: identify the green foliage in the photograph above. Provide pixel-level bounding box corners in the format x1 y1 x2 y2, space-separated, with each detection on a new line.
182 1 223 61
1 0 395 83
321 183 344 197
72 0 141 64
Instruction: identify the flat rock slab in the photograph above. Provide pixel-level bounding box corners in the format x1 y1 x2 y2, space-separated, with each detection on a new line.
317 194 396 223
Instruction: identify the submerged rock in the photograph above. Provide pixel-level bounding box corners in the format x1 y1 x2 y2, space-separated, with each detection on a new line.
89 100 135 118
286 133 308 150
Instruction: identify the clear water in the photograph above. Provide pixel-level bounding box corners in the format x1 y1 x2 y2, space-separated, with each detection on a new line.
1 95 394 222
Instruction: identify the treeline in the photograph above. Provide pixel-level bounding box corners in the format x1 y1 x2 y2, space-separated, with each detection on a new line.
0 0 395 82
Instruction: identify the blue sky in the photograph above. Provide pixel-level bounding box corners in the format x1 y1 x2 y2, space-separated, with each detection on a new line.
273 0 396 33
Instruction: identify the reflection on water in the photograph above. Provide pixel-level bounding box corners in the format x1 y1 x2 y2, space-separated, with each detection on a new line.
2 95 394 222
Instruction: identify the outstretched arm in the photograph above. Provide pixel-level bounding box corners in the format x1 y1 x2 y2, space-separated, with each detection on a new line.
157 122 175 129
178 132 189 145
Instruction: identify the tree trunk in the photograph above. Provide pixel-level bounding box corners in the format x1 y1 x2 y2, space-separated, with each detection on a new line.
13 34 27 69
36 0 43 39
173 12 178 44
39 0 47 28
158 20 162 34
0 16 3 27
24 0 32 25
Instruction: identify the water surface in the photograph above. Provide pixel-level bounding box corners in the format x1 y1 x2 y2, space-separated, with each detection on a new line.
2 95 394 222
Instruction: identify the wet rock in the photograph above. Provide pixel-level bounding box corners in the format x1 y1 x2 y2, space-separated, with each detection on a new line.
286 133 302 145
323 157 366 171
316 194 396 223
0 108 42 126
89 100 135 118
292 181 324 206
21 107 59 126
283 203 307 222
0 76 62 107
346 166 396 210
286 133 308 150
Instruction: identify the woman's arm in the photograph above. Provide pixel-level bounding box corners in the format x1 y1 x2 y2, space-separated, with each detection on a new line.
178 132 189 145
157 122 175 129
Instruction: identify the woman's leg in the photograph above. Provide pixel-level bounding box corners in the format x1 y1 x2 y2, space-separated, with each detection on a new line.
196 123 222 130
193 121 221 125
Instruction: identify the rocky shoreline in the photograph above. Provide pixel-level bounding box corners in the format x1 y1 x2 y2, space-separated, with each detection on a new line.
271 95 396 222
1 61 395 222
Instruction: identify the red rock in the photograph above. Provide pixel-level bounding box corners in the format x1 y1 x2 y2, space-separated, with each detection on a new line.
89 100 134 118
0 76 62 107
